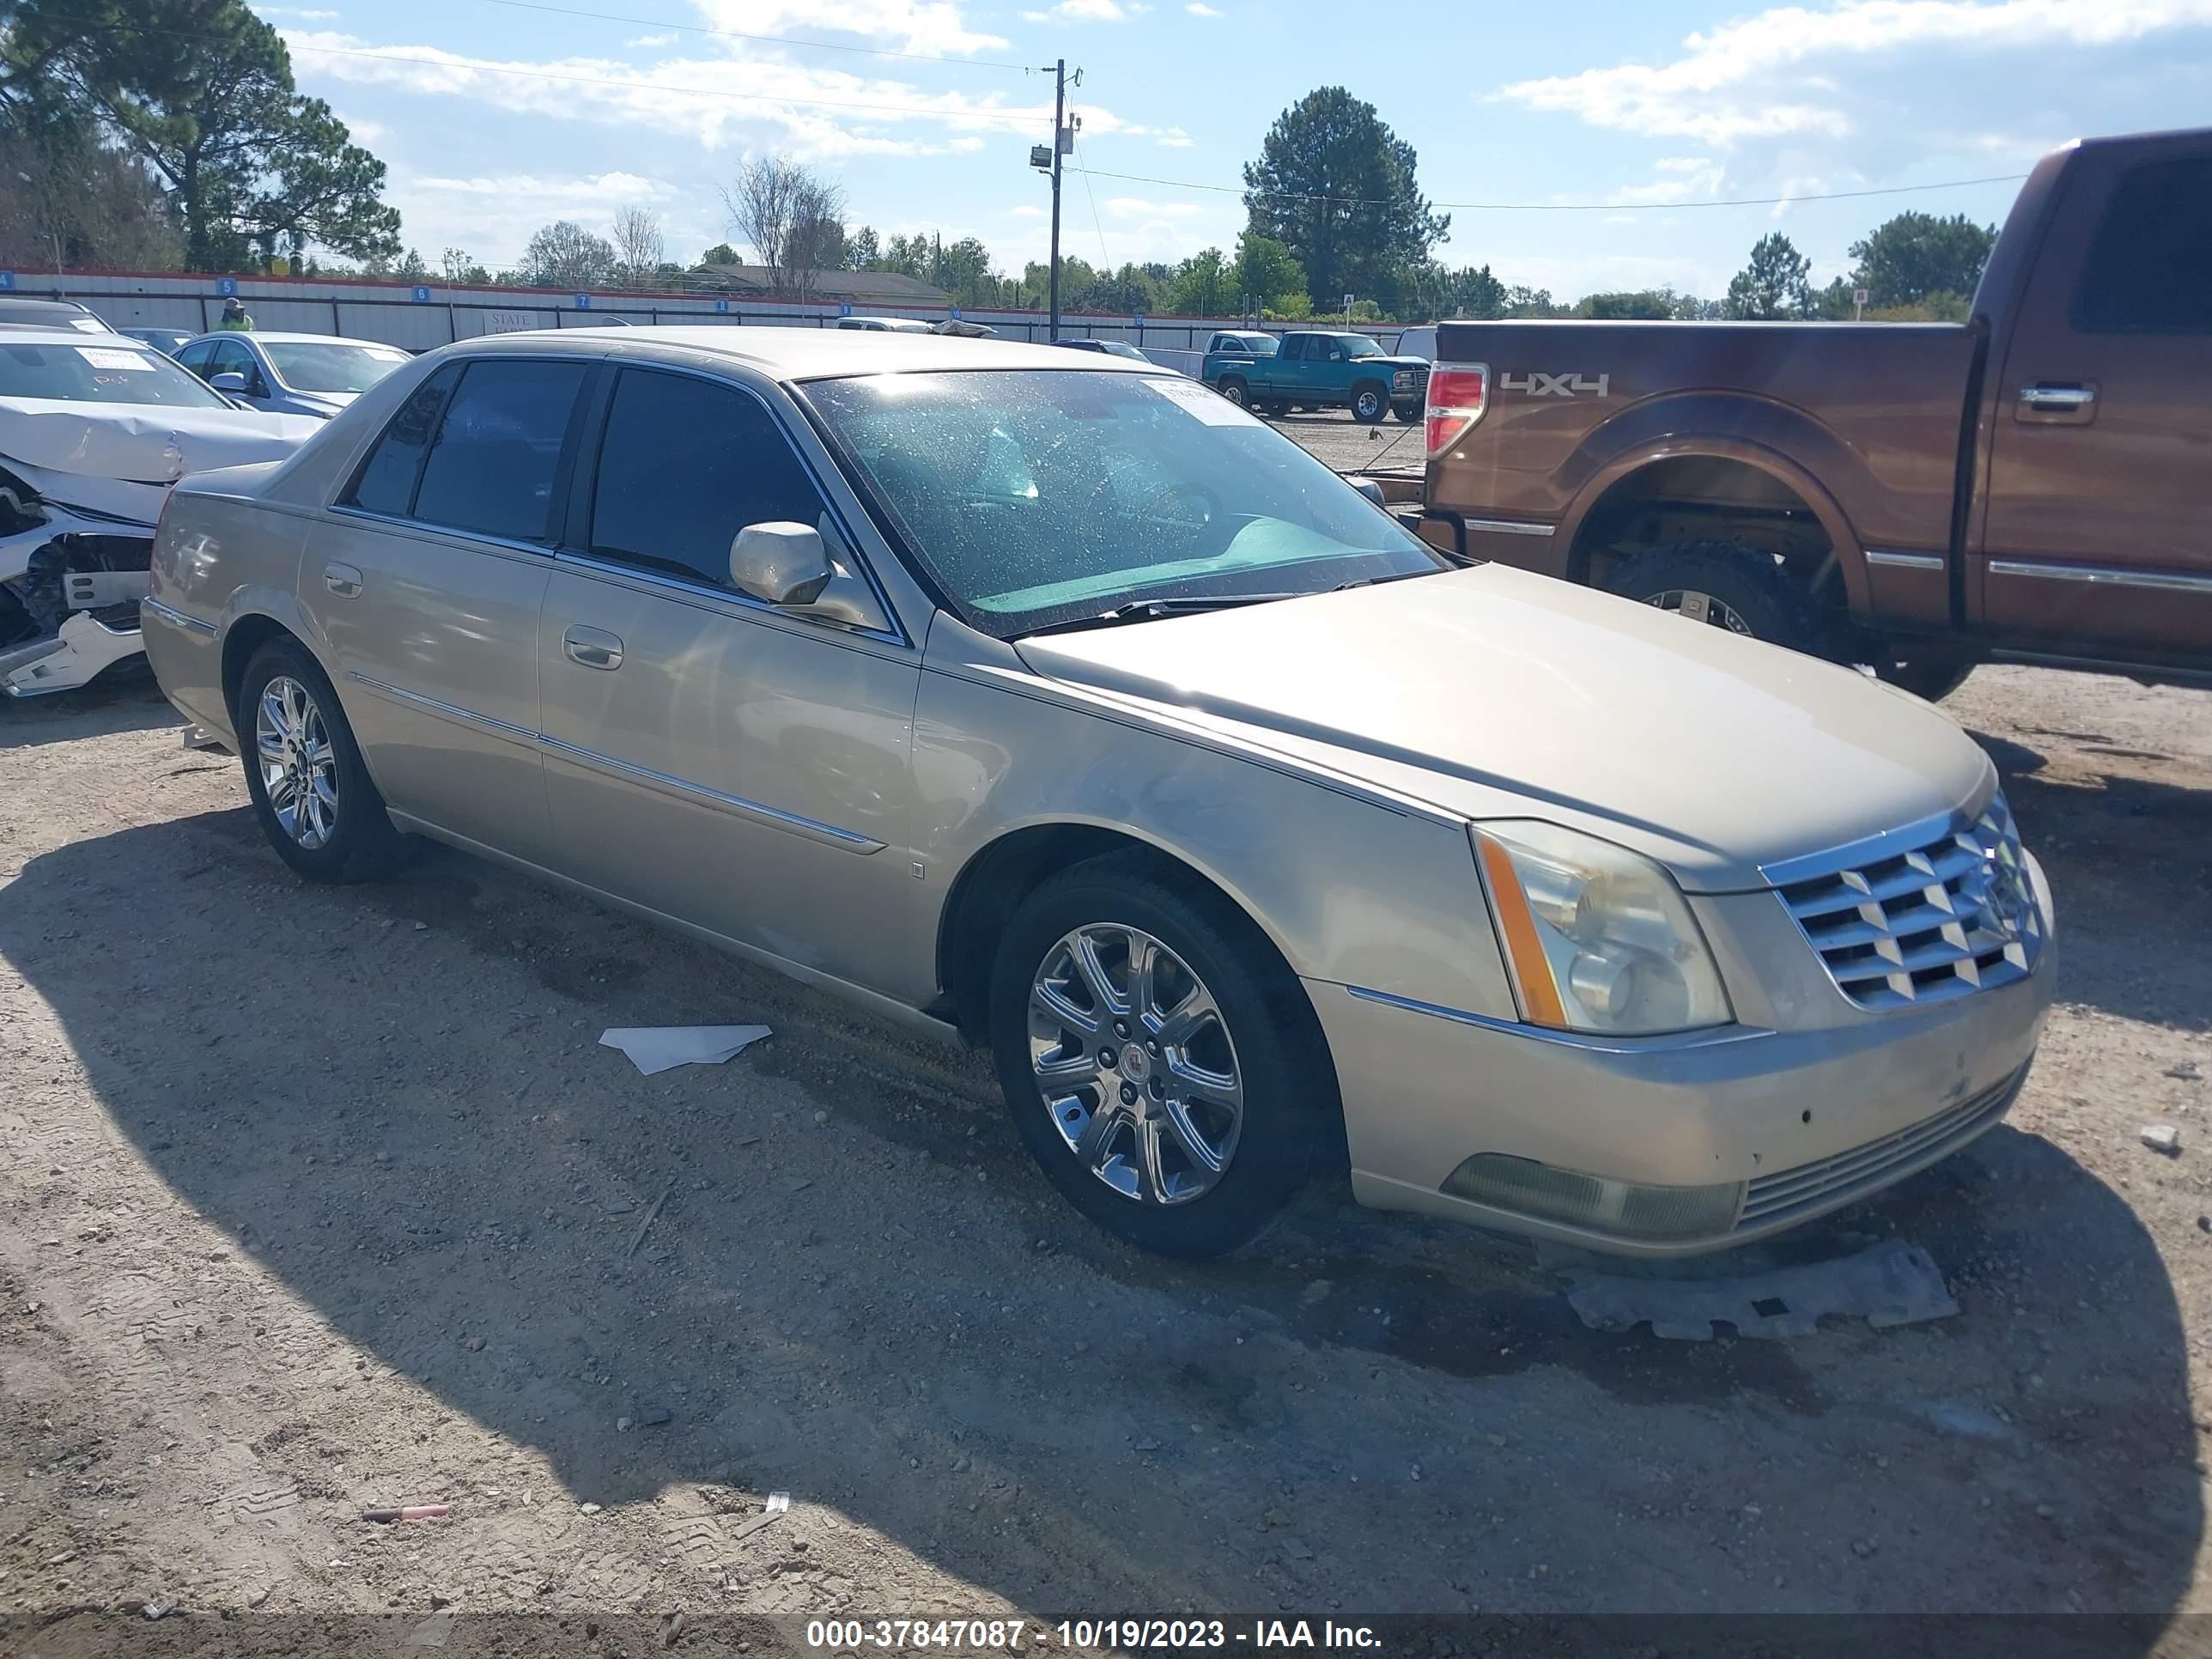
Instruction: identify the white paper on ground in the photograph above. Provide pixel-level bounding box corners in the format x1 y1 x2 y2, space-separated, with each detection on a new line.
599 1024 772 1075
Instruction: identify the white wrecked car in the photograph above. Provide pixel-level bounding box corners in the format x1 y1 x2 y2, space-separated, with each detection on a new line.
2 330 321 696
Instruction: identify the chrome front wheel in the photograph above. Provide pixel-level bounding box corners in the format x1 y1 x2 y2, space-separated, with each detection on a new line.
255 674 339 849
1027 922 1244 1206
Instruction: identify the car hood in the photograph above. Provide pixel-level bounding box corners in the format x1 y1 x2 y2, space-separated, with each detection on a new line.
0 397 321 521
1367 356 1429 372
1012 563 1993 892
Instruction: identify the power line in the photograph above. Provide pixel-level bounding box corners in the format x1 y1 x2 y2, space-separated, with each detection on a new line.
465 0 1033 73
1070 164 2033 214
1071 127 1112 270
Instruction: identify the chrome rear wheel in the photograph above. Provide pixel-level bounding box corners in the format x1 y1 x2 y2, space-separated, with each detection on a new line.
255 674 339 850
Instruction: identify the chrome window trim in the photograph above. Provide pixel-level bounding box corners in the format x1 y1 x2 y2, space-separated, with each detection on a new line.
1344 985 1769 1053
537 733 884 853
1988 558 2212 594
1865 549 1946 571
1462 517 1556 538
325 504 559 565
143 596 215 635
550 551 910 652
575 359 915 649
343 671 885 853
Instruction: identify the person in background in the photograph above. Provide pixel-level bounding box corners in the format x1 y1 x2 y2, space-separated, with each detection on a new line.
216 296 255 331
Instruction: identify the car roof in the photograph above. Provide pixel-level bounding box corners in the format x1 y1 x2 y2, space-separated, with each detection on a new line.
184 331 401 346
425 325 1158 380
0 327 153 349
0 297 99 318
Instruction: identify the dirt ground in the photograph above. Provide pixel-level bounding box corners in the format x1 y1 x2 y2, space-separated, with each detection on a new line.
1272 409 1425 479
2 655 2210 1655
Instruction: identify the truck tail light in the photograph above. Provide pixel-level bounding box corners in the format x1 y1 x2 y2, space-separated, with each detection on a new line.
1425 362 1488 459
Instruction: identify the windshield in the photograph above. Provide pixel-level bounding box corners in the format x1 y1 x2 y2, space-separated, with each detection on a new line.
804 368 1445 637
0 340 233 407
1341 336 1384 358
264 341 409 394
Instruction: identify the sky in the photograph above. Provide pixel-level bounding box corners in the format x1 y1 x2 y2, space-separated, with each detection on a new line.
256 0 2212 305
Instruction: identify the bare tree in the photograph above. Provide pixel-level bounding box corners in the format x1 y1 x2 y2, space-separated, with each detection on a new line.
610 205 665 289
720 155 844 300
520 219 617 289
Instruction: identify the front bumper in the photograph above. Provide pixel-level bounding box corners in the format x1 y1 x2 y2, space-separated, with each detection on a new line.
1 610 145 696
1312 861 2056 1256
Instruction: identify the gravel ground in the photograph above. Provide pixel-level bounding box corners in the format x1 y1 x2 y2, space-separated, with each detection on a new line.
2 658 2210 1655
1270 409 1425 479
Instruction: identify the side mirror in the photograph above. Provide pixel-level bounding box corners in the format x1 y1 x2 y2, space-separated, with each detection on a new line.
1352 477 1387 509
729 521 832 605
210 371 249 393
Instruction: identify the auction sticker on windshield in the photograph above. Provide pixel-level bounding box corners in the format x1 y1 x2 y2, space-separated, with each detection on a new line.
76 347 154 371
1142 374 1264 427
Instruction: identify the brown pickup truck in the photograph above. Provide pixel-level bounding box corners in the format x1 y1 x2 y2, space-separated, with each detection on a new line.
1417 125 2212 698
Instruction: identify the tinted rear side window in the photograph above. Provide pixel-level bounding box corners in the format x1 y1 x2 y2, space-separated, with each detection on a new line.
412 359 588 543
587 368 827 590
2074 156 2212 335
344 365 460 516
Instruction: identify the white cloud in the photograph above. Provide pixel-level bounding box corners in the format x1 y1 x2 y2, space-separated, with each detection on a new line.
1497 0 2212 145
1105 196 1199 218
625 33 675 46
278 29 1082 158
1020 0 1127 20
1606 157 1724 205
690 0 1006 57
1008 204 1047 217
392 171 691 268
1186 1 1221 13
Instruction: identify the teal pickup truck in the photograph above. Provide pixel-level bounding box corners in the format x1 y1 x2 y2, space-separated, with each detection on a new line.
1200 329 1430 423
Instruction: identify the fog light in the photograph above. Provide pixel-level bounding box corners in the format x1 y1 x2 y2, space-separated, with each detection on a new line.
1443 1153 1746 1241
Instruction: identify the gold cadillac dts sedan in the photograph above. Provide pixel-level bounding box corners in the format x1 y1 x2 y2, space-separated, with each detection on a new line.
141 329 2054 1259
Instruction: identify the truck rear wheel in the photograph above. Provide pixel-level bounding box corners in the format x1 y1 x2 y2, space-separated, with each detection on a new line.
1391 401 1420 423
1217 377 1249 408
1603 541 1821 657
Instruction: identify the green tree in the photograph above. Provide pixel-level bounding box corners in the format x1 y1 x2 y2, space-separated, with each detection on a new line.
1725 232 1811 319
1808 274 1856 319
699 241 740 266
1170 247 1229 315
8 0 398 268
520 219 616 289
393 246 428 281
1232 233 1304 314
1503 284 1565 318
1849 211 1996 308
1574 285 1719 320
1242 87 1447 312
441 246 490 285
844 225 881 270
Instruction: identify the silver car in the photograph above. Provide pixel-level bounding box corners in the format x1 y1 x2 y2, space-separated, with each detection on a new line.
176 331 411 420
141 330 2055 1259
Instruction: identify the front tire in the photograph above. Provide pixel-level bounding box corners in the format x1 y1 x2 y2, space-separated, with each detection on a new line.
236 637 410 883
1351 383 1387 423
1603 540 1822 657
1878 658 1975 702
988 851 1335 1259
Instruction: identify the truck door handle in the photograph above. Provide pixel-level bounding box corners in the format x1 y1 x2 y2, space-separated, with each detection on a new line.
562 625 623 671
323 562 363 598
2017 383 2097 423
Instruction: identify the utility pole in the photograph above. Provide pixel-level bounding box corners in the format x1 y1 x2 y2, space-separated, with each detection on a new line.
1048 57 1066 341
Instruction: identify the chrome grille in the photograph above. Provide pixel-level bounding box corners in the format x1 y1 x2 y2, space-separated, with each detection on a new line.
1777 793 2042 1012
1739 1065 2025 1227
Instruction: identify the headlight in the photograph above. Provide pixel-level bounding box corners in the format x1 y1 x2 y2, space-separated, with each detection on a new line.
1473 822 1732 1036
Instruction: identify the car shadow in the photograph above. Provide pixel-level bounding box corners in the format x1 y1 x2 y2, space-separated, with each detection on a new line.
0 665 181 752
0 805 2200 1626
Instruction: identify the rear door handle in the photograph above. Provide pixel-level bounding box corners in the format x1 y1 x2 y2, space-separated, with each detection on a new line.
562 625 623 671
2017 382 2097 423
323 562 363 598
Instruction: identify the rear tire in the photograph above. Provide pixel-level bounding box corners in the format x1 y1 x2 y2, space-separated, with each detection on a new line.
1217 376 1249 408
235 636 410 884
1351 383 1387 423
1391 401 1420 423
1602 540 1822 657
988 850 1336 1259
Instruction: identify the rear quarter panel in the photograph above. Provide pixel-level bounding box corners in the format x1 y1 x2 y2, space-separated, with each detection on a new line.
1429 321 1978 564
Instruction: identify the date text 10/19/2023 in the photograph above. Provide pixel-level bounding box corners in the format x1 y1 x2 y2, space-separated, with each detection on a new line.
805 1621 1383 1651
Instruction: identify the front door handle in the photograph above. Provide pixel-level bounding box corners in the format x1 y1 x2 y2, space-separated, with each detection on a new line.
562 625 623 671
323 562 363 598
2017 382 2097 424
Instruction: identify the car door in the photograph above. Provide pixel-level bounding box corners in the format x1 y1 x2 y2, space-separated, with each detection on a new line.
1253 334 1297 397
1978 141 2212 654
304 355 592 869
537 363 921 992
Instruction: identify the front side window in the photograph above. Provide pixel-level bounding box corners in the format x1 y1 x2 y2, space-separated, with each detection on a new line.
587 368 828 590
0 340 233 407
343 365 461 517
412 359 588 543
264 341 410 394
805 368 1443 637
2074 155 2212 335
